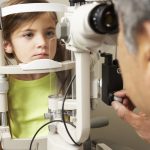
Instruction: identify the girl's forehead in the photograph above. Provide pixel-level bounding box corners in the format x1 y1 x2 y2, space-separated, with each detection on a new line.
26 13 57 24
18 13 56 29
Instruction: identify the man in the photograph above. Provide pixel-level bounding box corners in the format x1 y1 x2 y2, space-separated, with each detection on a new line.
111 0 150 143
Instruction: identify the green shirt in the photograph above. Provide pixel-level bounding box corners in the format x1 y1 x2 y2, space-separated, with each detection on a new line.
8 73 58 138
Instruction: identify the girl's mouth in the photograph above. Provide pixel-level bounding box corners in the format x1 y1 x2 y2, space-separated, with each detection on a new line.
33 53 49 59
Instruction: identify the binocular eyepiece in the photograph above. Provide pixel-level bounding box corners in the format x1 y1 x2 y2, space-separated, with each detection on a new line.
89 3 118 34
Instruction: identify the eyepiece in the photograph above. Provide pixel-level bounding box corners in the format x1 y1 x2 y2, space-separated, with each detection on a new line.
89 3 118 34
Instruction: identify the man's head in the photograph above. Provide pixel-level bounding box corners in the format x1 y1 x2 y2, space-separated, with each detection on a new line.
115 0 150 114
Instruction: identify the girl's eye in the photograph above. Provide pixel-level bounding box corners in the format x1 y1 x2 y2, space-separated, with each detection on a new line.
46 31 55 38
23 32 33 39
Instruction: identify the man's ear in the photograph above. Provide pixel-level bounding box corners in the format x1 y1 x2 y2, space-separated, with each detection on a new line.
4 41 13 54
144 21 150 40
138 21 150 57
139 21 150 77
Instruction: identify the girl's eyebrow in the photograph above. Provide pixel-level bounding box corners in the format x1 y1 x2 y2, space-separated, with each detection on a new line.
21 29 34 32
20 27 55 32
46 27 56 30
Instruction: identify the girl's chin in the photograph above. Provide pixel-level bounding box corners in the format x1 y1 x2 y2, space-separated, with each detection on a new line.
32 55 50 60
19 56 51 63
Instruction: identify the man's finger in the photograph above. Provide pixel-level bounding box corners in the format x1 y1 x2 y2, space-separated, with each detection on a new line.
114 90 126 97
112 101 140 129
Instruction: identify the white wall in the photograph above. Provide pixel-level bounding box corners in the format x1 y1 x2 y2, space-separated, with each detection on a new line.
0 0 5 5
50 0 69 5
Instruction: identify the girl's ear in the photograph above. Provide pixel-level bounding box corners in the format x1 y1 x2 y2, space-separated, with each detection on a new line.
4 41 13 54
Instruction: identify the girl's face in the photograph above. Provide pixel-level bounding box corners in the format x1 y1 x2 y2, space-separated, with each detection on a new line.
5 13 57 63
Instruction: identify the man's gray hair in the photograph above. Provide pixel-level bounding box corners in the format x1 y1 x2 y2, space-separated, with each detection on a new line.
115 0 150 53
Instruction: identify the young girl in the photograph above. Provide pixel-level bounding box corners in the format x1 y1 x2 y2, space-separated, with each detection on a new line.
1 0 70 139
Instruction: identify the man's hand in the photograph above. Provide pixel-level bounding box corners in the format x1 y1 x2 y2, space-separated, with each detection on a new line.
112 90 150 143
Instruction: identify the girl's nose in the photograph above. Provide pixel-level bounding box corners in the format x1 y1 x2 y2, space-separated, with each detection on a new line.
36 34 47 49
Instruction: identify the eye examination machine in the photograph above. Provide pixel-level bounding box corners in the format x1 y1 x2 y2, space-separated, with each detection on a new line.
0 0 123 150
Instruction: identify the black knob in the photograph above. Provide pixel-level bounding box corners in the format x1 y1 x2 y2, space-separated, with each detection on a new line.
101 52 113 65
